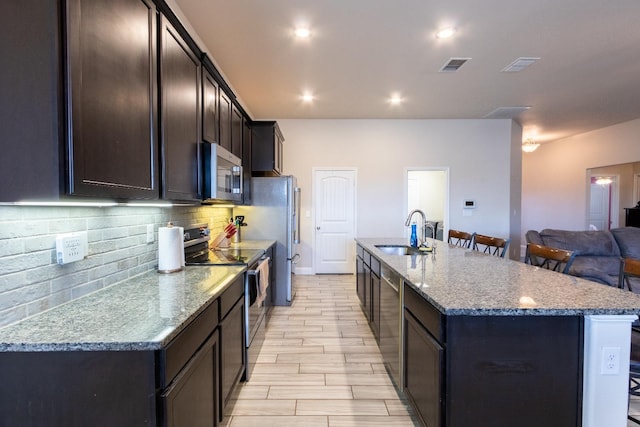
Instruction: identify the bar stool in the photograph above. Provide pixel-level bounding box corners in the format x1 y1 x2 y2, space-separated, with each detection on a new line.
524 243 577 274
472 234 510 258
447 229 475 248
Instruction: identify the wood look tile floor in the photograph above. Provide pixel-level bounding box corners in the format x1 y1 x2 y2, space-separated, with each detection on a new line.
222 274 421 427
222 274 640 426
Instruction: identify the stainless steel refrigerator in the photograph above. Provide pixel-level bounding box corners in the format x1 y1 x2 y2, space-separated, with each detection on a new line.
234 176 300 305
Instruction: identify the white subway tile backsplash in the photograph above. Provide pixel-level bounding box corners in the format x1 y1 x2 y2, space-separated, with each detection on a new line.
0 205 231 327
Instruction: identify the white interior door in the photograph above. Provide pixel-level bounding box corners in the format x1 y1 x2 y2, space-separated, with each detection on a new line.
313 169 356 274
589 183 609 230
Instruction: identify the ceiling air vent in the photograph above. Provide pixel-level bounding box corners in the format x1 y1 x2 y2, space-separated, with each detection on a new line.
501 57 540 72
440 57 470 73
483 106 531 119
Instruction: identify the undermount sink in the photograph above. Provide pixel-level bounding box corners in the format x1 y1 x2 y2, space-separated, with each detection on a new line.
375 244 423 256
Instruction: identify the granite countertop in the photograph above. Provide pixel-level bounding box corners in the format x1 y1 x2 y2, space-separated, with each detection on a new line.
357 237 640 316
0 266 245 352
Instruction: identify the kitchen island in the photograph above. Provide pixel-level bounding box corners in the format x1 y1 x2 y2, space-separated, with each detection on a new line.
0 265 246 426
357 237 640 427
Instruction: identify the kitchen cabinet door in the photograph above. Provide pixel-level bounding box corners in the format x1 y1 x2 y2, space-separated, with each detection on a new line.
370 256 381 341
161 330 219 427
356 254 366 309
66 0 158 199
231 104 243 158
404 309 443 427
219 293 245 421
1 0 64 202
159 16 202 202
202 70 219 145
241 118 253 205
252 121 284 176
219 90 232 153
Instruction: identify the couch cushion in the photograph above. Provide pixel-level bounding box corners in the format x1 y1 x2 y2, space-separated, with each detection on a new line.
539 229 620 257
525 230 544 246
611 227 640 259
569 256 621 284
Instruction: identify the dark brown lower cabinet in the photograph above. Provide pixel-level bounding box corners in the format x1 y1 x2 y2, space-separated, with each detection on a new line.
220 296 246 419
403 284 583 427
0 350 157 426
0 276 249 427
161 330 219 427
404 309 443 427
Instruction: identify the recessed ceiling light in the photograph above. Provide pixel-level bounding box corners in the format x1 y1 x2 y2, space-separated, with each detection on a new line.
436 27 456 39
301 92 314 103
294 27 311 39
389 94 403 105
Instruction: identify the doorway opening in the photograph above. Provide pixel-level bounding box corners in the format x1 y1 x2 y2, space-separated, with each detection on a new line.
406 169 448 241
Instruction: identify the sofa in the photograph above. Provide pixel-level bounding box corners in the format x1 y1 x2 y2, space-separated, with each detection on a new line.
525 227 640 290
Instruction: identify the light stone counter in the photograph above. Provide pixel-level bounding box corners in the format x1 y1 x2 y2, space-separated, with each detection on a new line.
0 266 245 352
357 237 640 316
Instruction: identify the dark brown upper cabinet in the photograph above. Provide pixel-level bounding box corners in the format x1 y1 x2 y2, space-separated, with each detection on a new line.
66 0 159 199
1 0 65 202
252 121 284 176
231 104 243 158
241 118 252 205
202 69 219 145
159 15 202 202
219 90 232 153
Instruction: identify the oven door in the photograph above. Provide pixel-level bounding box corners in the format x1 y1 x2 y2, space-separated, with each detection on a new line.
203 143 243 203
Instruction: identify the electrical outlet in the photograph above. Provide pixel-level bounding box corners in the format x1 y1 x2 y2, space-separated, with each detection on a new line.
600 346 621 375
146 224 155 243
55 231 88 265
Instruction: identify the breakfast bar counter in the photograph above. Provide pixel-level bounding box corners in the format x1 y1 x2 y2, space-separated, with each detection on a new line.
357 237 640 316
356 237 640 427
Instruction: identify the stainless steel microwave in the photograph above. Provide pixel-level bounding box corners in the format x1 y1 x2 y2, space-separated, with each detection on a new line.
203 143 243 203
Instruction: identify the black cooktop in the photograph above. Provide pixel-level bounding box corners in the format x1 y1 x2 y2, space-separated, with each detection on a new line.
183 223 264 266
186 247 264 266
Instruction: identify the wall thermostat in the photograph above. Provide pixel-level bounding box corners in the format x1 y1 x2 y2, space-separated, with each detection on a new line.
463 199 476 209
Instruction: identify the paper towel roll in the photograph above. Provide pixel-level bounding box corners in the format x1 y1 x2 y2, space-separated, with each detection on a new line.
158 225 184 273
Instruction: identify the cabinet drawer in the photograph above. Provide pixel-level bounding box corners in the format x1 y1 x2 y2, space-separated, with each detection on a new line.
370 256 380 276
162 300 219 386
363 250 371 267
404 284 445 343
356 245 364 258
220 276 244 320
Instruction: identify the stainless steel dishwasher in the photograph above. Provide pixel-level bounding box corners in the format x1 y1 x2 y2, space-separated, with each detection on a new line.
379 264 402 389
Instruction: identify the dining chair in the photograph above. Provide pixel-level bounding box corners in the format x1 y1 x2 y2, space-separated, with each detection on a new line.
618 258 640 424
447 229 475 248
524 243 577 274
472 234 510 258
619 257 640 292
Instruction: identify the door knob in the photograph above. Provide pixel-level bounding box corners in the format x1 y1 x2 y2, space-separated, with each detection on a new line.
316 226 320 230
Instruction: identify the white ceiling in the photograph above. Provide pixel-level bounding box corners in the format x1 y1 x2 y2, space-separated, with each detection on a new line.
173 0 640 143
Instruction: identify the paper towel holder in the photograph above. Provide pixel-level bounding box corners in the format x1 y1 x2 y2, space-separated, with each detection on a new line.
158 222 185 274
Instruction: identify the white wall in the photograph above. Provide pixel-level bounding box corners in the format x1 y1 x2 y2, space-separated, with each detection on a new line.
522 118 640 246
277 119 522 271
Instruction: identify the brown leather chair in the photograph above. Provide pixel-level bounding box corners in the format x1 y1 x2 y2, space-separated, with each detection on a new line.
620 258 640 424
524 243 577 274
472 234 510 258
619 258 640 292
447 229 474 248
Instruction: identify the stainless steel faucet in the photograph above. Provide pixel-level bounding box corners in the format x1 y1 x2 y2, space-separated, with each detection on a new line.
405 209 433 245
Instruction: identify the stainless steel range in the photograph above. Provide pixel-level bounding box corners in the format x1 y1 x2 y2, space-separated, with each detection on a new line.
183 223 267 381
